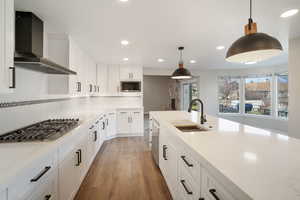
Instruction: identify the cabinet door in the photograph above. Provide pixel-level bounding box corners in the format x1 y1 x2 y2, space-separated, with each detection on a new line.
117 111 131 134
59 149 78 200
0 0 14 93
87 125 97 166
131 111 142 134
97 64 108 95
107 112 117 139
26 176 57 200
132 66 143 81
107 65 120 95
0 189 7 200
119 65 131 81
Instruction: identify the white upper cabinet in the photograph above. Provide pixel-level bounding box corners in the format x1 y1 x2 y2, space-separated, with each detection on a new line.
96 64 108 95
107 64 120 96
119 65 143 81
47 35 98 96
0 0 14 93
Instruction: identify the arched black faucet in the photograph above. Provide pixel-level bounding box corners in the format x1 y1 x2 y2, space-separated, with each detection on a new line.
188 99 206 124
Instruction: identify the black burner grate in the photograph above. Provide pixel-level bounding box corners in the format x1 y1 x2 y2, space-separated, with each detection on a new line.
0 119 79 143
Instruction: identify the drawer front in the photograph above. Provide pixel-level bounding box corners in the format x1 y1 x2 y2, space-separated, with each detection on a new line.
202 169 236 200
8 152 56 200
178 161 201 200
26 174 57 200
179 148 201 185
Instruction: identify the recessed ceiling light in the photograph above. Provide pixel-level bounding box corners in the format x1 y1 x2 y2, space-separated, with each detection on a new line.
121 40 129 46
245 61 257 65
216 46 225 50
190 60 196 64
123 57 129 61
158 58 165 63
280 9 299 18
119 0 128 2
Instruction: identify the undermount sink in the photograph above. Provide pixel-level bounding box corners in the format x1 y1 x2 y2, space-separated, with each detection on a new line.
175 125 208 132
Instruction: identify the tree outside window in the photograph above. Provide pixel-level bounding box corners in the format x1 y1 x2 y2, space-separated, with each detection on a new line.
218 77 240 113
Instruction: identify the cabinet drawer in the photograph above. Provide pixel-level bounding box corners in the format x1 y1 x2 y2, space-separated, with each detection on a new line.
8 152 56 200
202 168 236 200
178 161 201 200
25 172 57 200
179 148 201 185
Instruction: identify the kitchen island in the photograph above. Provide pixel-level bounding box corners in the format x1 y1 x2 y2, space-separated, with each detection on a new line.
150 111 300 200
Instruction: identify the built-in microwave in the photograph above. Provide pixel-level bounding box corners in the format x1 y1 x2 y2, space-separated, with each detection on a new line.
120 81 141 92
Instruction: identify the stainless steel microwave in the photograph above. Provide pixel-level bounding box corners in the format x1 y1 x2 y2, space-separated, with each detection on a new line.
120 81 141 92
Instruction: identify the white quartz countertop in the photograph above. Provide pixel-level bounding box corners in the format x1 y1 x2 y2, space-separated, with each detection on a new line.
150 111 300 200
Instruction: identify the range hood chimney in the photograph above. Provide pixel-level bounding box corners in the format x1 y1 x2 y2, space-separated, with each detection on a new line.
14 11 76 75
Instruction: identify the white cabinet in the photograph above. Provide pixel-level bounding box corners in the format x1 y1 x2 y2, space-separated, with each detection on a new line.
8 151 57 200
96 64 108 95
58 132 88 200
47 35 98 96
0 189 7 200
159 128 179 199
0 0 14 93
119 65 143 81
106 112 117 139
107 65 120 96
117 109 143 136
117 111 131 134
96 64 120 96
25 174 57 200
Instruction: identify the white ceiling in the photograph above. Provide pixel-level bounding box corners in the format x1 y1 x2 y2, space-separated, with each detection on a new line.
15 0 300 70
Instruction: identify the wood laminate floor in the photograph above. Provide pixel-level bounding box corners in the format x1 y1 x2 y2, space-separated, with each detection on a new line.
74 137 172 200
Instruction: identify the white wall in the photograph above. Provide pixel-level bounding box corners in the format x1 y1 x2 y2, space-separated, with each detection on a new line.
288 37 300 139
194 65 289 133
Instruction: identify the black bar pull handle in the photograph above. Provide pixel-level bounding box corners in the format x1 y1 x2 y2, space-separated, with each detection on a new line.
45 195 52 200
94 131 98 141
76 150 80 166
180 180 193 195
79 149 82 164
181 156 194 167
30 166 51 182
163 145 168 160
89 125 95 129
9 67 15 89
102 122 105 130
209 189 220 200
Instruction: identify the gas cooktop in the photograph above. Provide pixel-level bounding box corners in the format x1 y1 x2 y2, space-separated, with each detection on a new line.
0 119 79 143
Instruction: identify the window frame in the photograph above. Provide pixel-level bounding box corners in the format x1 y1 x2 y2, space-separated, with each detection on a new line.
218 72 288 120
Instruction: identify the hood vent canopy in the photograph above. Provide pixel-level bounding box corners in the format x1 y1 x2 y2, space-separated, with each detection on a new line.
14 11 76 75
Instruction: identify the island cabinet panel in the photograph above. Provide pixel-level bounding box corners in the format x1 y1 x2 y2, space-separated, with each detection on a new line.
159 126 179 199
0 189 7 200
201 168 237 200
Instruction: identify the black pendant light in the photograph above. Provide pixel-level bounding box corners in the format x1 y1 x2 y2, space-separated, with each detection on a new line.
171 47 192 80
226 0 283 64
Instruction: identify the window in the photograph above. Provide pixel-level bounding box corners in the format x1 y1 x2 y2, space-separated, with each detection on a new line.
182 81 199 111
277 73 288 119
218 77 240 113
218 72 288 120
245 75 272 116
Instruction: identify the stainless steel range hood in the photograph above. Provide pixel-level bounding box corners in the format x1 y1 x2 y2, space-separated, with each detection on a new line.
14 11 76 75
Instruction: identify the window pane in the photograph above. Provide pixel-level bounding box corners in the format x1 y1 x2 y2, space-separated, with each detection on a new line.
277 73 288 119
191 83 199 110
218 77 240 113
245 76 271 115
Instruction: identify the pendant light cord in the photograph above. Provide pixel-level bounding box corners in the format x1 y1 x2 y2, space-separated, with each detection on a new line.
248 0 253 30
